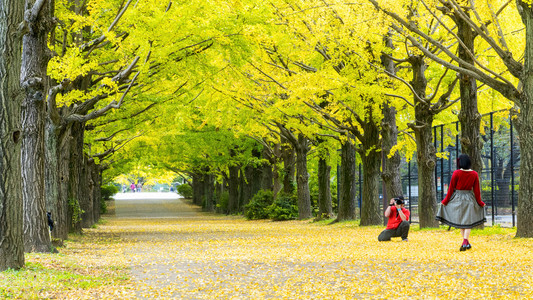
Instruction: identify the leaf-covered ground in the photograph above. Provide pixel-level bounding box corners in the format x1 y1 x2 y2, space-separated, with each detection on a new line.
2 196 533 299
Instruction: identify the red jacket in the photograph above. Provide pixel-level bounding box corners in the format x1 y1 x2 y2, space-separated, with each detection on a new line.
386 207 410 229
442 169 485 207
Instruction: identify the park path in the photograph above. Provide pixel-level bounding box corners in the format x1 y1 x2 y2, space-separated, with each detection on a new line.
109 193 533 299
111 193 370 299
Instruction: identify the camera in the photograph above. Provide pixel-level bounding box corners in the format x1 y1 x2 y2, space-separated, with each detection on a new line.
394 197 404 205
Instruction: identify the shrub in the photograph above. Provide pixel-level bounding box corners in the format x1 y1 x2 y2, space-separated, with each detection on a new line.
177 183 193 198
267 193 298 221
244 190 274 220
101 184 118 200
100 198 107 214
216 191 229 213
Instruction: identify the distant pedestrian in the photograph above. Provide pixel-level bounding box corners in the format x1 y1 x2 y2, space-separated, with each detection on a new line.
436 154 486 251
130 182 136 193
136 182 142 193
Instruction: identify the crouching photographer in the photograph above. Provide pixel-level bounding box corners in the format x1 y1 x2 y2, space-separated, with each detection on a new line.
378 196 410 242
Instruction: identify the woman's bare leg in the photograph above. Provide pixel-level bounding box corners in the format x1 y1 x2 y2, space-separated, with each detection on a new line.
463 229 471 240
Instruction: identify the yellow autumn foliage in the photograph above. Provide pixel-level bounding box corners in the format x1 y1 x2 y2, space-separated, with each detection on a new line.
3 200 531 299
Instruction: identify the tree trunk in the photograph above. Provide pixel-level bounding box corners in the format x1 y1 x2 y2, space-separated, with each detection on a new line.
317 157 332 219
380 34 403 203
215 180 223 209
273 143 282 197
359 119 382 226
281 137 296 194
409 55 439 228
238 168 246 209
81 158 96 228
415 122 439 228
251 165 263 198
79 154 94 228
93 165 102 222
515 106 533 237
515 2 533 237
261 162 274 192
455 10 483 173
68 122 84 234
204 173 215 212
261 147 276 191
228 165 240 213
242 165 253 206
20 0 52 253
295 134 312 219
381 102 403 199
45 120 60 236
47 124 71 240
0 0 25 270
193 173 205 206
191 173 200 204
337 139 357 221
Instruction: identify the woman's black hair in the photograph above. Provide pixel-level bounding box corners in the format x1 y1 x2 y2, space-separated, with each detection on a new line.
457 154 472 169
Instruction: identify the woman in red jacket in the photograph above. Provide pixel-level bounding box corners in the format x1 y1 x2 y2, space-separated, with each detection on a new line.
436 154 486 251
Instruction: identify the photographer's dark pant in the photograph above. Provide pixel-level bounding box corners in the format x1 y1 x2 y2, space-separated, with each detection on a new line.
378 221 410 241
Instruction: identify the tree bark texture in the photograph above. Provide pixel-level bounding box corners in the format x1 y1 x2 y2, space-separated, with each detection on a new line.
227 165 240 213
515 1 533 238
92 165 102 223
455 12 483 173
337 139 357 221
410 56 439 228
281 136 296 194
380 36 403 202
415 124 439 227
80 157 95 228
242 166 253 206
381 102 403 199
261 162 274 192
204 173 215 212
261 146 274 192
238 168 245 210
68 122 84 234
359 119 382 226
272 143 282 197
317 157 332 219
249 148 263 199
46 124 71 240
21 0 53 253
44 120 58 233
0 0 25 270
295 134 312 219
251 166 262 198
191 173 200 204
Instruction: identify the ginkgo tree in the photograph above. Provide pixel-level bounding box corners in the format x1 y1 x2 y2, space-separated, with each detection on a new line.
251 0 401 224
4 0 266 247
368 0 533 237
0 0 25 270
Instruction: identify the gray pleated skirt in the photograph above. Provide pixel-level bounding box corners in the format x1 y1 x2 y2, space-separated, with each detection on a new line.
436 190 486 229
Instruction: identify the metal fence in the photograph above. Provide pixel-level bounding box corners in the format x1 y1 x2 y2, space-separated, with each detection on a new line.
354 110 519 227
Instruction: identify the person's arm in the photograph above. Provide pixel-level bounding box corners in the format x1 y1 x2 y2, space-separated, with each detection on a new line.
396 205 407 221
384 198 395 217
442 171 458 206
473 172 485 207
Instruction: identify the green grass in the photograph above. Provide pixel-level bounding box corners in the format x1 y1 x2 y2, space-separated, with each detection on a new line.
471 224 516 236
311 218 517 237
0 261 112 298
0 229 131 299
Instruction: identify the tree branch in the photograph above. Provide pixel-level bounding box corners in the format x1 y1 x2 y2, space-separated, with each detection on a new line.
367 0 518 100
